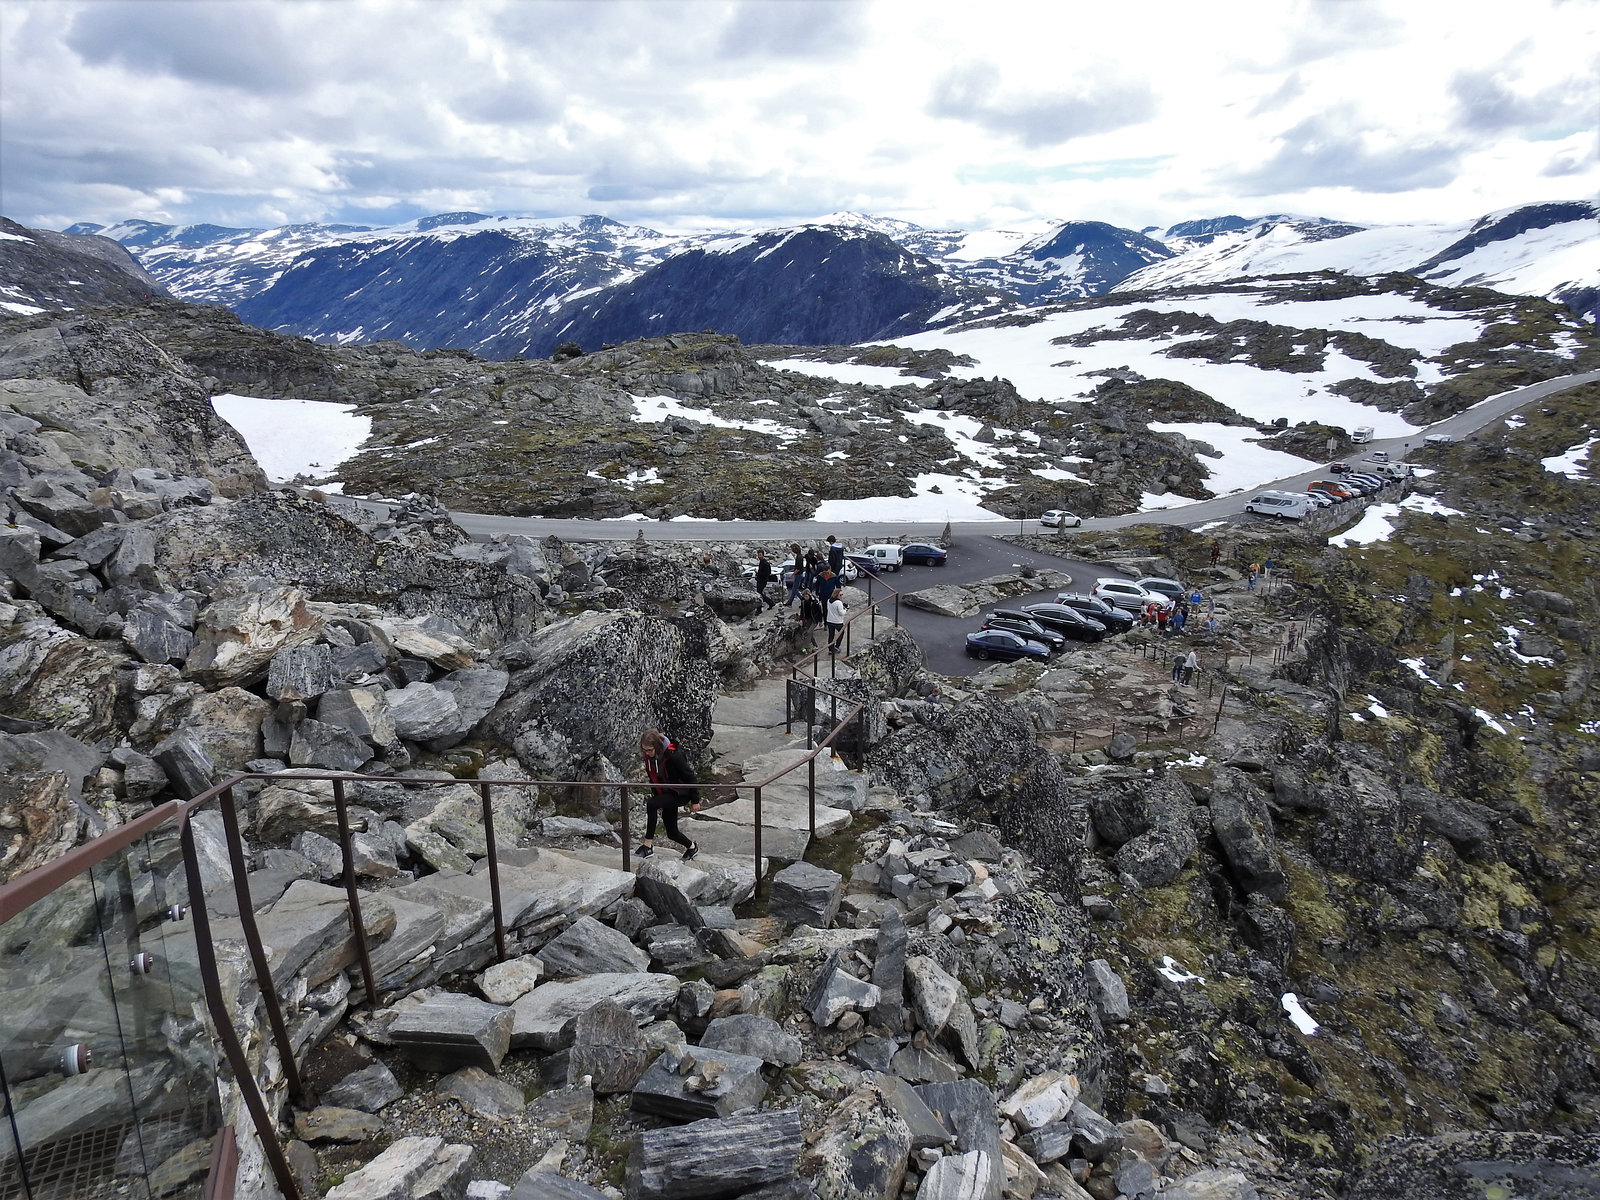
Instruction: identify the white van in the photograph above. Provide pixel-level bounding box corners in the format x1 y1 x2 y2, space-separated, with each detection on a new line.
861 544 905 572
1243 491 1314 520
1351 426 1375 443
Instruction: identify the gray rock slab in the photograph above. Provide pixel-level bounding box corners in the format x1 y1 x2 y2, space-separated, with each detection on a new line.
872 1073 954 1151
699 796 852 838
268 644 336 702
566 999 652 1095
539 914 651 977
509 1174 610 1200
390 993 514 1074
641 923 713 972
294 1106 385 1144
289 717 373 773
1088 959 1131 1021
323 1061 402 1113
492 850 636 932
699 1014 801 1067
478 955 543 1006
914 1079 1004 1200
681 813 806 864
628 1108 802 1200
324 1135 473 1200
510 972 680 1051
436 1065 525 1120
918 1150 995 1200
366 895 449 998
317 687 398 747
768 861 842 929
386 681 465 741
630 1045 774 1124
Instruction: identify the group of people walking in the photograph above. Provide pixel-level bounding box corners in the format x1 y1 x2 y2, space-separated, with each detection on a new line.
1142 588 1212 636
753 535 849 654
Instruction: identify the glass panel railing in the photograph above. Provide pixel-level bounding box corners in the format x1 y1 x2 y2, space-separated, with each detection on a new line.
0 828 221 1200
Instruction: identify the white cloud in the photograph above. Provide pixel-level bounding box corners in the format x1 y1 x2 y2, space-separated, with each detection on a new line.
1 0 1595 233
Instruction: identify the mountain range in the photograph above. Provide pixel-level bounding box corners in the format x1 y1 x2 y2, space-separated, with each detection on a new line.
11 200 1595 361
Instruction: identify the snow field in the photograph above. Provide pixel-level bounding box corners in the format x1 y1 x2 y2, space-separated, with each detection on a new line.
210 394 372 484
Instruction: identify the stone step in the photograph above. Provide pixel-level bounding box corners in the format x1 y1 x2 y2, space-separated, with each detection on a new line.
712 681 792 729
700 796 852 839
710 723 805 770
740 749 870 812
560 845 763 905
679 814 809 865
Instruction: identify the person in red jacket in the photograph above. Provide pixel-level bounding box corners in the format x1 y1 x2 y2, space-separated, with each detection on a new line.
638 729 699 860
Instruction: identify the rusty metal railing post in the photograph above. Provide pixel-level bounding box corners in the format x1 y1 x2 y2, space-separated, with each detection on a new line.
752 785 764 893
331 779 378 1008
478 782 508 962
808 756 816 836
217 786 302 1096
181 817 302 1200
621 784 632 873
894 591 900 626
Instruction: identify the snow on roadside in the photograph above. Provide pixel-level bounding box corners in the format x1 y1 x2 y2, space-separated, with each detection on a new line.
811 473 1009 522
1328 503 1400 546
211 393 372 483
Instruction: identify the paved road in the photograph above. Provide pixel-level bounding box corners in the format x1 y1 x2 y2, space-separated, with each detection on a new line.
325 367 1600 679
331 367 1600 543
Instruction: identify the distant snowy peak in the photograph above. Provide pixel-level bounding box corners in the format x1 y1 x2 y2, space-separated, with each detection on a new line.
1116 202 1597 312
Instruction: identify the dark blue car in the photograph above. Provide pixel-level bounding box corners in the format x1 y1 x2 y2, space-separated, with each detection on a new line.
965 629 1051 663
902 542 948 566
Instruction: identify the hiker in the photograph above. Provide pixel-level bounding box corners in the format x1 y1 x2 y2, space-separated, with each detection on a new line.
1184 648 1199 685
754 550 775 608
1156 605 1171 636
1248 561 1260 591
826 593 846 654
783 542 807 606
1210 542 1221 566
826 534 844 574
1171 651 1186 683
1286 626 1298 653
638 729 698 861
1172 607 1187 634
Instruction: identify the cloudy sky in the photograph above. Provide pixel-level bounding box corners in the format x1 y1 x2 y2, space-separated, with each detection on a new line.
1 0 1594 235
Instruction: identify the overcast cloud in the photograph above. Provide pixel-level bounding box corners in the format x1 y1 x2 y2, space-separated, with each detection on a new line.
0 0 1594 234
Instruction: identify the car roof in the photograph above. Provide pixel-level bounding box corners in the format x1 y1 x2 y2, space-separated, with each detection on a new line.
1094 577 1140 587
1136 576 1182 587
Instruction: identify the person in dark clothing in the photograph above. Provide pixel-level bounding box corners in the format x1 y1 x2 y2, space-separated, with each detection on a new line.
813 566 839 606
783 543 807 606
1210 542 1221 566
638 729 698 860
754 550 775 608
826 535 844 574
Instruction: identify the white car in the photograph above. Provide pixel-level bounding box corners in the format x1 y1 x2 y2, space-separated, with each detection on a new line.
1091 577 1174 613
1041 510 1082 528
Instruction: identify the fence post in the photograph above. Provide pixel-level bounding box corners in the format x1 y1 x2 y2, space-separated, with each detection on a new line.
753 785 764 893
332 778 379 1007
478 781 508 963
181 817 304 1200
621 783 632 873
1213 686 1228 734
218 786 302 1094
808 755 816 836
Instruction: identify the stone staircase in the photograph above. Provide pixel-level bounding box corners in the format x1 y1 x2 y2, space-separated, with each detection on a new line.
170 666 875 1020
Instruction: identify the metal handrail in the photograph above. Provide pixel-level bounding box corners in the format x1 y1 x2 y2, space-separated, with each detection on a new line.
0 702 878 1200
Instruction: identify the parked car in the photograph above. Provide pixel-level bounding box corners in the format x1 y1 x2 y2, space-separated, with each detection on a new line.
1041 510 1082 528
1308 480 1354 501
901 542 948 566
965 628 1051 663
981 611 1067 653
1134 577 1186 602
1344 473 1386 493
1053 592 1136 634
1021 603 1109 642
1424 433 1454 447
1243 491 1313 519
769 558 858 586
1091 577 1173 613
859 544 904 572
1302 490 1335 508
1368 450 1391 463
1329 461 1351 474
844 552 878 577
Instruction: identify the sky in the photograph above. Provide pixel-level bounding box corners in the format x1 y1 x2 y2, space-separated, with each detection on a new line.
1 0 1595 236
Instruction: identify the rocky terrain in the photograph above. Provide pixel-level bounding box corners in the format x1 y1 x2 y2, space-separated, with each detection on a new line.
2 247 1599 1200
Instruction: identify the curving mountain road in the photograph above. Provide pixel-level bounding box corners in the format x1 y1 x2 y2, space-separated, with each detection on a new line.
333 367 1600 544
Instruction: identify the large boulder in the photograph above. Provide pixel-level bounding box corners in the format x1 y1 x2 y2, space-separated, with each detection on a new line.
482 610 725 780
0 618 127 742
146 493 540 644
1112 775 1198 889
184 584 324 688
1207 768 1286 901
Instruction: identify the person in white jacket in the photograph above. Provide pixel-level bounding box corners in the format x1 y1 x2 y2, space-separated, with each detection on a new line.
825 595 847 655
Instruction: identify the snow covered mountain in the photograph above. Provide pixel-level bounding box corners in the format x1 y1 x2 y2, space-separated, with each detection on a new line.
29 200 1600 356
1119 202 1598 319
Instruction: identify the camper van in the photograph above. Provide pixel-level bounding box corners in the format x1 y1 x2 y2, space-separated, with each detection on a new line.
1350 425 1375 443
1243 490 1314 520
